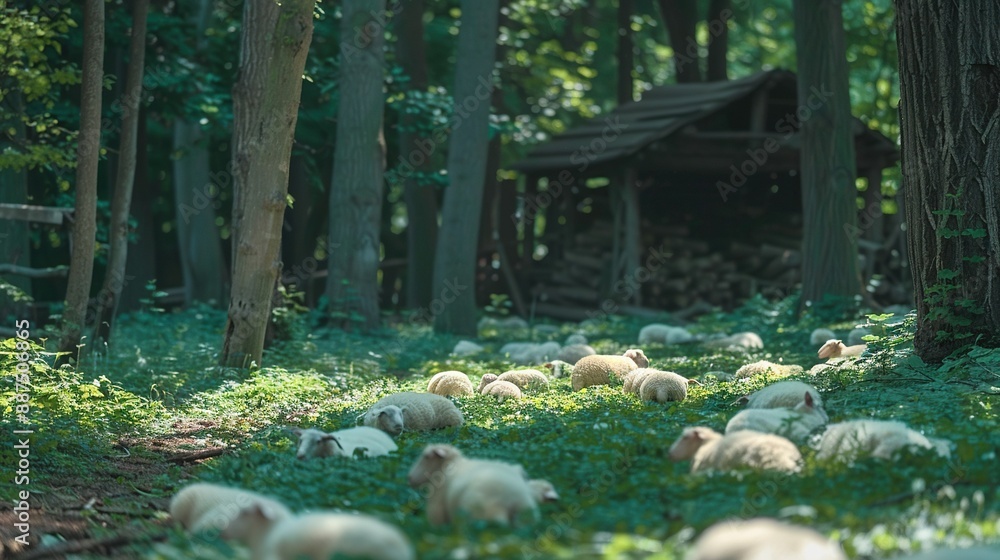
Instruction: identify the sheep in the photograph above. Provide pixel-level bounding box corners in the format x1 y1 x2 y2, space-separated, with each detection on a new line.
571 348 649 391
638 323 694 345
810 328 837 346
622 368 657 394
818 339 866 360
556 343 596 364
406 444 537 526
500 341 562 365
427 370 475 397
734 360 804 380
725 391 827 443
497 368 550 390
630 369 691 403
543 359 573 378
816 419 951 463
668 426 802 474
689 518 847 560
741 381 828 418
290 427 397 460
564 333 588 346
244 511 415 560
703 331 764 350
451 340 484 357
528 479 559 503
848 327 870 346
169 483 292 551
362 392 463 436
479 375 523 403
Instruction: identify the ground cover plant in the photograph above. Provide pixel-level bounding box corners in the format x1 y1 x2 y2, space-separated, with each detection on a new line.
1 298 998 559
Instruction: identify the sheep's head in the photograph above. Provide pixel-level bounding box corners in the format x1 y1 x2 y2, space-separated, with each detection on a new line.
529 479 559 503
478 374 499 393
220 500 287 543
817 339 846 359
543 360 572 378
794 391 829 423
623 348 649 368
668 426 720 461
407 444 462 487
364 406 405 436
292 428 344 460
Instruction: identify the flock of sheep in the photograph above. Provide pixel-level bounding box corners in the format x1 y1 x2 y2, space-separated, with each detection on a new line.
165 312 994 560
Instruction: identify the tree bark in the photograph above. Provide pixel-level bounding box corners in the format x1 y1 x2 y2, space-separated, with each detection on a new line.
706 0 730 81
617 0 634 103
897 0 1000 361
656 0 701 82
94 0 149 344
173 0 225 306
327 0 387 330
0 91 31 298
793 0 860 308
395 0 437 309
432 0 500 335
220 0 315 368
57 0 104 360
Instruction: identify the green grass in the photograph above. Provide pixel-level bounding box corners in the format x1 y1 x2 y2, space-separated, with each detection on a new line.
1 298 998 559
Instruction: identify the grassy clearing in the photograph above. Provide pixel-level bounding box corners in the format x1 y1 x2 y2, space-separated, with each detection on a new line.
1 298 998 559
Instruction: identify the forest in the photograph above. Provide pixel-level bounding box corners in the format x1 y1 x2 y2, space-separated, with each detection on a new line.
1 0 999 558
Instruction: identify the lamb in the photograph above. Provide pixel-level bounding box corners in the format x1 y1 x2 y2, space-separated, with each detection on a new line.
818 339 866 359
427 370 475 397
703 331 764 350
478 375 522 403
564 333 588 346
407 444 537 526
528 479 559 503
741 381 827 419
733 360 804 380
623 369 691 403
810 328 837 346
290 427 397 460
688 518 847 560
638 323 694 345
571 348 649 391
543 360 573 378
169 483 291 551
451 340 484 357
241 511 415 560
725 391 827 443
497 368 550 389
362 392 463 436
668 426 802 474
556 343 596 364
816 419 951 462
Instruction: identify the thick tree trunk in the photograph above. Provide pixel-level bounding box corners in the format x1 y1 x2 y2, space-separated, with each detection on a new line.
173 0 225 306
57 0 104 360
395 0 437 309
94 0 149 344
220 0 315 368
0 91 31 298
327 0 387 330
617 0 634 103
793 0 860 308
656 0 701 82
706 0 730 81
897 0 1000 361
432 0 500 335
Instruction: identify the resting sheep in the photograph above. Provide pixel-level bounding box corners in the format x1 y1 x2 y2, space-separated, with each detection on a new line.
725 391 827 443
689 518 847 560
622 369 691 403
571 348 649 391
451 340 484 357
407 444 537 527
810 328 837 346
240 511 414 560
556 343 596 364
427 370 475 397
668 426 802 474
638 323 694 345
703 331 764 350
564 333 588 346
291 427 397 460
501 341 562 365
733 360 803 380
818 339 866 360
742 380 824 410
169 483 292 551
497 369 550 390
362 392 463 436
478 374 522 402
816 419 951 463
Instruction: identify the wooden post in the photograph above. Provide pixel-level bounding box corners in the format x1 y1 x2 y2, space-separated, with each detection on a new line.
622 167 642 305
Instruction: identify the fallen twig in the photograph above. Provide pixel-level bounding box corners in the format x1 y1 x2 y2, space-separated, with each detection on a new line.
165 447 227 463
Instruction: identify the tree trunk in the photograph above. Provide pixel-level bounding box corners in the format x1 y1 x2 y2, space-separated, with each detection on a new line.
57 0 104 360
94 0 149 344
432 0 500 335
793 0 860 308
617 0 634 103
173 0 225 306
656 0 701 83
327 0 387 330
706 0 730 81
395 0 437 309
0 91 31 298
896 0 1000 362
220 0 315 368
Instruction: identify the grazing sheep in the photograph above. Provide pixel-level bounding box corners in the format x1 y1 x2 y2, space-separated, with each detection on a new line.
848 327 870 346
818 339 866 360
668 426 802 474
571 349 649 391
246 511 415 560
169 483 291 550
427 370 475 397
451 340 484 357
556 343 597 364
622 368 657 394
528 479 559 503
362 392 463 436
291 426 397 460
543 360 573 378
734 360 804 380
810 328 837 346
480 377 523 403
703 331 764 350
817 420 951 462
689 518 847 560
725 391 827 443
638 323 694 345
564 333 588 346
497 369 550 390
407 444 537 526
741 381 828 420
636 370 691 403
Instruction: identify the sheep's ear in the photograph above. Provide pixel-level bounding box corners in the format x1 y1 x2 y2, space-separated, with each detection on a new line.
324 435 344 450
687 378 703 387
689 428 705 441
379 410 388 419
432 447 448 458
804 392 814 407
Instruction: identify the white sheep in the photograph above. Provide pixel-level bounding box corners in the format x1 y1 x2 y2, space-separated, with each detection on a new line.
741 381 827 419
543 360 573 378
169 483 292 551
818 339 866 360
668 426 802 474
638 323 694 345
689 517 847 560
703 331 764 350
478 375 523 403
816 419 951 463
621 368 657 394
528 479 559 503
733 360 803 380
571 349 649 391
564 333 588 346
362 392 464 436
290 426 397 460
556 343 596 364
427 370 475 397
406 444 537 526
500 341 562 365
244 511 414 560
725 391 827 443
810 328 837 346
497 368 550 390
451 340 484 357
635 369 691 403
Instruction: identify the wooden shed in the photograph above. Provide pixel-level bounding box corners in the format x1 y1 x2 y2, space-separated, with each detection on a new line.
492 70 902 320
